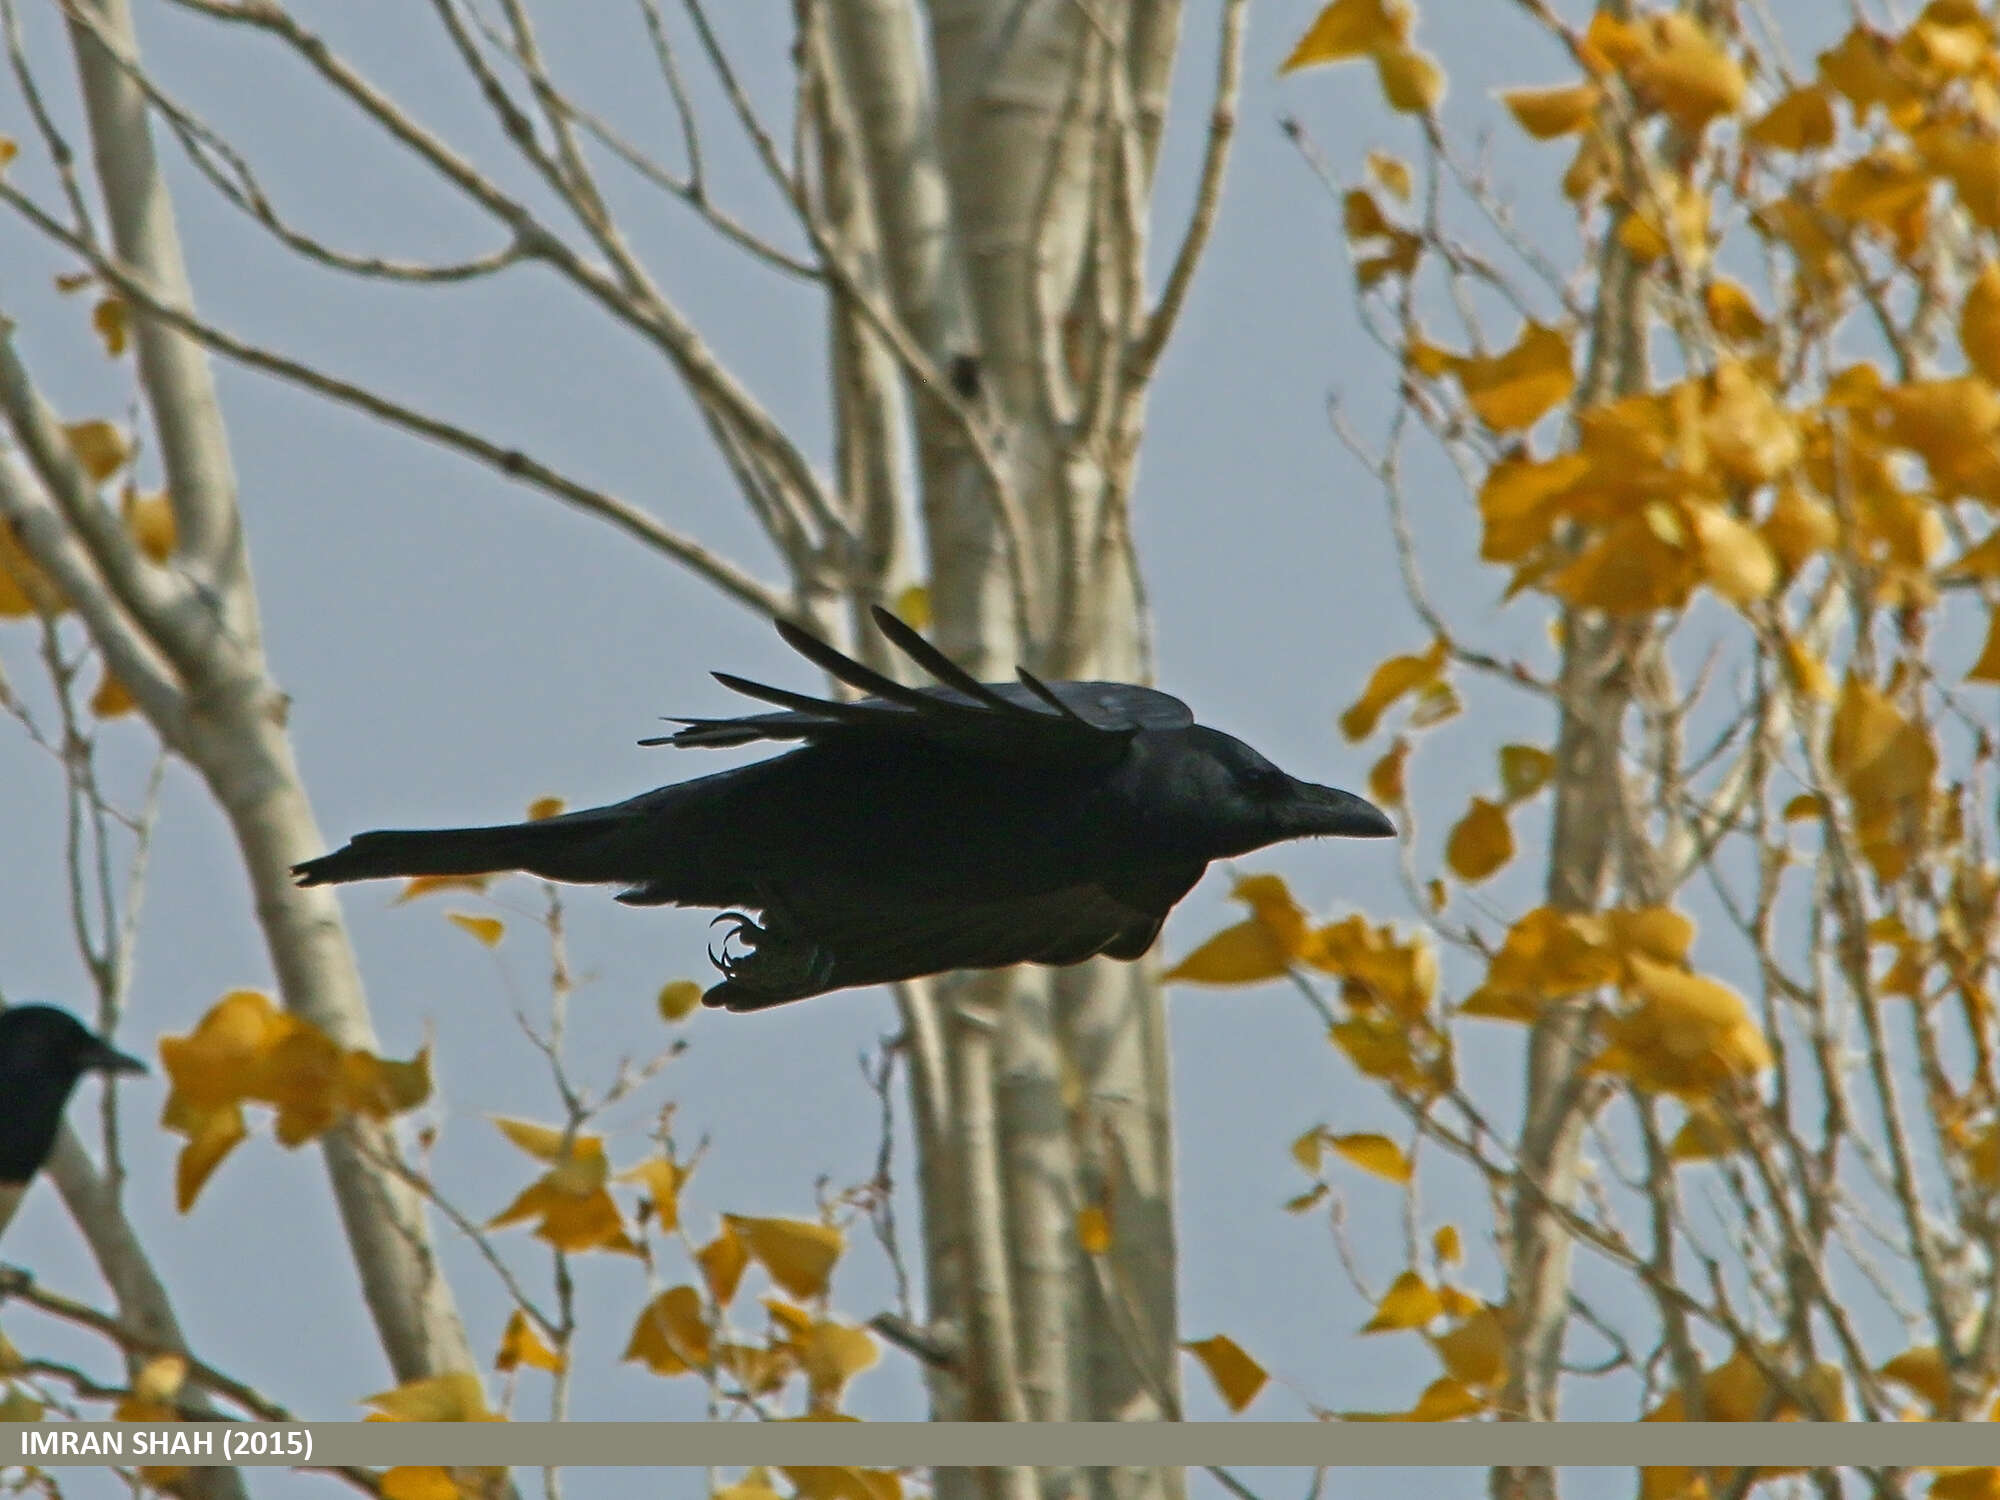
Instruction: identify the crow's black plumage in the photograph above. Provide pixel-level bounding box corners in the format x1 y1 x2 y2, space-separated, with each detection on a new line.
294 607 1394 1011
0 1005 146 1236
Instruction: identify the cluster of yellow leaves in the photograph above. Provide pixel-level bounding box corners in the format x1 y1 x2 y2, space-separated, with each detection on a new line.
1344 1271 1507 1422
364 1373 506 1500
1462 905 1771 1099
1438 743 1556 886
1639 1344 1847 1500
1 427 171 628
1474 366 1796 615
1281 0 1443 116
622 1214 877 1414
159 989 432 1211
1166 875 1450 1096
487 1116 690 1255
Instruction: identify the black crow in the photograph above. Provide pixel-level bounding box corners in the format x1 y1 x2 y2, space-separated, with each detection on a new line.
0 1005 146 1236
294 608 1394 1010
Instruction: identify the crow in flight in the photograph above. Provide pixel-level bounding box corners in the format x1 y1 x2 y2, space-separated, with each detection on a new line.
294 608 1394 1011
0 1005 146 1237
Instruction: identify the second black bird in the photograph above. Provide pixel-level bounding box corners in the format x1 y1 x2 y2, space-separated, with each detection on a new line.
0 1004 146 1238
294 608 1395 1010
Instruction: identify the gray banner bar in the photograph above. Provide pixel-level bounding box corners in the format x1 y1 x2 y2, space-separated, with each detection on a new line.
3 1423 1996 1467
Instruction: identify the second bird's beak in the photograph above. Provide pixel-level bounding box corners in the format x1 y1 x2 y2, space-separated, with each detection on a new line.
1299 782 1397 840
84 1038 148 1076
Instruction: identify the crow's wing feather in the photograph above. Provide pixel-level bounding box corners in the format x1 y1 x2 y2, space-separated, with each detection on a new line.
645 607 1191 766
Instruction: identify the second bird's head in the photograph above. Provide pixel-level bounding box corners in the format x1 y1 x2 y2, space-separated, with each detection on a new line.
1146 725 1395 859
0 1005 147 1185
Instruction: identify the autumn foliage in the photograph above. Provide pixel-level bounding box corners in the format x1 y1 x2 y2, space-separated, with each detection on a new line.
1161 0 2000 1472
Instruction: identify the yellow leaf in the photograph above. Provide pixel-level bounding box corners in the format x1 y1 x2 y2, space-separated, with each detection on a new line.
623 1286 711 1376
364 1372 499 1423
1341 637 1448 740
1968 610 2000 685
1343 189 1393 241
1478 450 1590 564
122 489 175 563
729 1215 844 1300
1668 1105 1740 1162
1374 46 1444 115
1878 1345 1952 1412
1779 640 1835 702
1363 1270 1442 1332
1163 917 1290 985
1329 1132 1413 1185
341 1045 432 1122
1818 26 1923 120
1407 1375 1487 1421
1500 83 1599 139
1429 1305 1506 1389
1759 485 1837 576
1455 323 1574 432
1290 1127 1324 1173
448 912 505 947
1745 86 1835 151
171 1104 246 1212
1782 793 1826 822
90 672 136 719
657 979 703 1022
524 796 565 821
1076 1206 1113 1255
799 1320 878 1407
493 1117 597 1164
1623 12 1746 133
1690 506 1778 605
63 419 129 481
698 1222 750 1305
1285 1183 1331 1214
1703 360 1799 486
380 1469 459 1500
1497 744 1554 803
1618 179 1709 271
394 874 491 903
0 521 66 618
91 296 129 357
1930 1471 2000 1500
1367 150 1413 201
1445 797 1513 883
1944 528 2000 581
495 1309 564 1373
1432 1225 1462 1265
1183 1334 1268 1413
1368 738 1409 808
1964 263 2000 386
1280 0 1412 72
1704 279 1768 344
886 584 931 632
617 1155 688 1233
1594 955 1774 1096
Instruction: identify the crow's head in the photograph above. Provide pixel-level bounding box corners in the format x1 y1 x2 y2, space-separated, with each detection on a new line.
1158 726 1395 859
0 1005 146 1184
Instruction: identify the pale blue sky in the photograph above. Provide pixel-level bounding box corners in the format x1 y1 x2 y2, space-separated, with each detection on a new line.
0 0 1895 1496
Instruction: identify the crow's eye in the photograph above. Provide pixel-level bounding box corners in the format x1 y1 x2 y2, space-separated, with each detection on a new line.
1237 764 1287 798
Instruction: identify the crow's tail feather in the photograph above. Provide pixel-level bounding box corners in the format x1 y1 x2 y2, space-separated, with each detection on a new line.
292 817 628 888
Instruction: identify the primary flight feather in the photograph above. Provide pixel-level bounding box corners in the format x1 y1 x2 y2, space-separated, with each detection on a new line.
293 607 1394 1011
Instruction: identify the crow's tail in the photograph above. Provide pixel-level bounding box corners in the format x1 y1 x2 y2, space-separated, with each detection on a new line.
292 814 633 888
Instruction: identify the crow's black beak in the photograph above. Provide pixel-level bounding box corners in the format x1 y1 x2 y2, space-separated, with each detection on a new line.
1302 783 1397 840
83 1038 147 1076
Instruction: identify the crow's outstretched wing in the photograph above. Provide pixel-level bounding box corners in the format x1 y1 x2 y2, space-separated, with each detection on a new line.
704 871 1195 1011
648 605 1191 768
